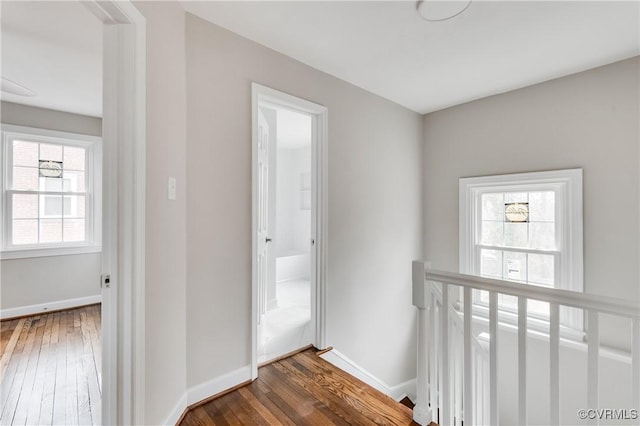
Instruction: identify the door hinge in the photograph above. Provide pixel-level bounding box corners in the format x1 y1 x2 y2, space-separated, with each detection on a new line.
102 274 111 288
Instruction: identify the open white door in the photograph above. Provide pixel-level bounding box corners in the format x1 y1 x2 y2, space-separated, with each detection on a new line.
257 109 271 331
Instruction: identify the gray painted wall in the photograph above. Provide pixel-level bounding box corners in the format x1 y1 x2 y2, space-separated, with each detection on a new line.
133 2 189 424
1 101 101 136
0 102 102 311
185 12 423 390
423 57 640 350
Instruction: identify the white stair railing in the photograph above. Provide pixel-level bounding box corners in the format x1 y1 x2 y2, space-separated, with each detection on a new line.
412 261 640 426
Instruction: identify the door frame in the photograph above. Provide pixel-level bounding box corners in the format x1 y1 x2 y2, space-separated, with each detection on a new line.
251 83 328 379
84 1 146 424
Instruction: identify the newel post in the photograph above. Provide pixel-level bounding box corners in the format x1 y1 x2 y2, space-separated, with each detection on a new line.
413 260 432 425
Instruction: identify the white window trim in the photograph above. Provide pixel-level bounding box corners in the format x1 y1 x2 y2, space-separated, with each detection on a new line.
1 124 102 259
459 168 584 331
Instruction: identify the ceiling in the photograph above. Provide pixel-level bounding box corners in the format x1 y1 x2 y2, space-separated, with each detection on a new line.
1 1 102 117
1 1 636 117
182 1 640 114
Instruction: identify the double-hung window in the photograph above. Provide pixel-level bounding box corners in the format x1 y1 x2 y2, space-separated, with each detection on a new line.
1 125 101 258
459 169 583 330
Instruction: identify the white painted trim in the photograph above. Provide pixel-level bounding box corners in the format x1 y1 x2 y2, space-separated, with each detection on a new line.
320 349 417 401
87 1 146 425
426 269 639 319
0 124 103 255
162 365 252 426
186 365 252 406
0 245 101 260
162 394 188 426
0 295 102 320
251 83 328 379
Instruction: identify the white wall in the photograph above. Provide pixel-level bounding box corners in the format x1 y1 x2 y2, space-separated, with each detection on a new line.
1 253 101 310
276 146 311 257
424 57 639 350
0 102 102 312
132 2 188 424
185 12 423 391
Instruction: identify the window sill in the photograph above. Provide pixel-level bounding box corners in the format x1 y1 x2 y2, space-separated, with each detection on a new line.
0 245 102 260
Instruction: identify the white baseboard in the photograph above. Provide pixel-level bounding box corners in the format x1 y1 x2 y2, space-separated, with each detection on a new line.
162 365 252 425
187 364 251 405
0 294 102 319
320 349 416 402
162 393 188 426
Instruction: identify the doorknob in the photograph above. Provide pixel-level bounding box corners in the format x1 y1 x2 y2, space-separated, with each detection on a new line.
265 237 272 243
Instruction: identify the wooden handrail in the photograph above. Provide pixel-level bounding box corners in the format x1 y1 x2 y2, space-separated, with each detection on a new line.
423 269 640 319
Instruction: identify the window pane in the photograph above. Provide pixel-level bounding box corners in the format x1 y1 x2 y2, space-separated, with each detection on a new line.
504 222 527 248
63 171 85 192
63 146 86 171
40 177 63 192
504 251 527 282
39 144 62 162
63 195 85 218
504 192 528 204
12 194 38 219
482 193 503 220
40 219 62 243
13 141 39 167
528 253 555 287
12 219 38 245
480 249 502 279
530 222 555 250
42 195 63 217
12 166 39 190
481 221 503 245
64 219 85 242
529 191 555 222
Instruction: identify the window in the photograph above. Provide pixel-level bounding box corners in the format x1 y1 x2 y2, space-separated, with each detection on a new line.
1 125 101 258
460 169 583 330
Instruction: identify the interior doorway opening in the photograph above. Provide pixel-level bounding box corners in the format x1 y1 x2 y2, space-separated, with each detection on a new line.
252 84 328 377
257 106 313 364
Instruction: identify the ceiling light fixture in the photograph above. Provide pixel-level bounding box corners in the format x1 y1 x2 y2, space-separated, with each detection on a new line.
1 77 36 97
416 0 472 22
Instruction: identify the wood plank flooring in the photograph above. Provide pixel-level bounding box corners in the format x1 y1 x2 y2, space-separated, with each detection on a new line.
0 305 101 426
181 348 420 426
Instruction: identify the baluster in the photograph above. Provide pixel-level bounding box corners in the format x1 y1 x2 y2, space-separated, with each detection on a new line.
549 303 560 425
489 291 499 426
463 287 473 426
436 300 442 423
632 318 640 412
587 310 599 424
455 317 462 425
430 293 438 418
518 296 527 425
441 283 450 425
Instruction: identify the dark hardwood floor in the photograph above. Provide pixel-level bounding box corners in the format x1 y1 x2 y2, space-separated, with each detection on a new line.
0 304 101 426
181 348 420 426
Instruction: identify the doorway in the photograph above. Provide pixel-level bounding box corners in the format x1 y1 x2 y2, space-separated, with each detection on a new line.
0 2 104 424
251 84 327 377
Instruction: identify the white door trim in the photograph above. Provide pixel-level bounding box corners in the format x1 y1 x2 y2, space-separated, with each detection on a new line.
251 83 328 379
85 1 146 424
